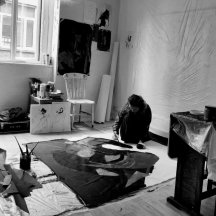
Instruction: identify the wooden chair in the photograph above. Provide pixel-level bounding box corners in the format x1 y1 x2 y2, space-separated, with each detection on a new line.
63 73 95 129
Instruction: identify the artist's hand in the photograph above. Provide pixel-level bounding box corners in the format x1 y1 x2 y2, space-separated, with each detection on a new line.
112 132 119 141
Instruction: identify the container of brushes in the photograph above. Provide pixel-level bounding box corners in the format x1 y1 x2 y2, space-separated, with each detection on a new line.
14 136 32 170
20 152 31 170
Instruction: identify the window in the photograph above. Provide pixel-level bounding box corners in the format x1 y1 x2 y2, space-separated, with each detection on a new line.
0 0 41 62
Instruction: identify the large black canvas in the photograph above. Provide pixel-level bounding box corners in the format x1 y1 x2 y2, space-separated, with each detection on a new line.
58 19 92 75
27 137 159 207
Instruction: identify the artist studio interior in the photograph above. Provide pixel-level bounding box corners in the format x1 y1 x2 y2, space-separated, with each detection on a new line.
1 0 216 215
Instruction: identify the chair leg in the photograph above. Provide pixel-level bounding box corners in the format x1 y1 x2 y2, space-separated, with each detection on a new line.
91 103 94 127
71 104 76 129
79 104 82 123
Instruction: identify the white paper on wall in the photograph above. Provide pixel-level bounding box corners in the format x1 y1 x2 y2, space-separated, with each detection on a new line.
30 102 71 134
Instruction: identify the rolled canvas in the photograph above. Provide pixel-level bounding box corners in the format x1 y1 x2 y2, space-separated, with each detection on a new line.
106 42 119 121
95 75 111 123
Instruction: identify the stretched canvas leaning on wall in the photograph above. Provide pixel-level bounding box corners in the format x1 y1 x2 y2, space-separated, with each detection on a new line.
30 102 71 134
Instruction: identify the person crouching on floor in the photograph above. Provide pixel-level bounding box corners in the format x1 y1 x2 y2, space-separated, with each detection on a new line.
112 94 152 149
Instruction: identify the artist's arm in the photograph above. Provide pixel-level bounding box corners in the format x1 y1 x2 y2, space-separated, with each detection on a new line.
140 104 152 142
112 104 128 137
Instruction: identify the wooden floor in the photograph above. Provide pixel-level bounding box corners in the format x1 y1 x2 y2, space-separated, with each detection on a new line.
1 121 216 216
68 179 216 216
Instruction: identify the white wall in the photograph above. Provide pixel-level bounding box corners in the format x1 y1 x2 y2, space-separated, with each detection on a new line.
0 0 120 117
114 0 216 137
56 0 120 104
0 63 53 112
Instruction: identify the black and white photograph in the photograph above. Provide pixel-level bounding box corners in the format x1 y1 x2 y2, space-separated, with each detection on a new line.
0 0 216 215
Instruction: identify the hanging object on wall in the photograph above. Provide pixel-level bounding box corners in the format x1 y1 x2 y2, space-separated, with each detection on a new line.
97 29 111 51
92 3 112 51
98 9 109 27
58 19 93 76
96 3 111 28
125 31 135 49
92 24 99 42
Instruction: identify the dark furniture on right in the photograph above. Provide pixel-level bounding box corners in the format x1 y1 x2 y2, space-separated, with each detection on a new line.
167 112 216 216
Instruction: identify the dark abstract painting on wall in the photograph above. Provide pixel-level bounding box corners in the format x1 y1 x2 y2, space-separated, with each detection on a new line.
58 19 93 75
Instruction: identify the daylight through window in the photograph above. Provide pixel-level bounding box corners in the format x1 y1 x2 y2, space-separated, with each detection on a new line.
0 0 41 62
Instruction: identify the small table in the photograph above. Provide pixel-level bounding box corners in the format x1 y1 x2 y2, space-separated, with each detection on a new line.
167 112 216 216
30 95 63 104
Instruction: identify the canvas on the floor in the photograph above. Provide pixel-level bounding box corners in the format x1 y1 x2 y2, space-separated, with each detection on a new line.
27 137 159 207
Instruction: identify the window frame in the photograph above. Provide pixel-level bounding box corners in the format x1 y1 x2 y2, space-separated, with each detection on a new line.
0 0 42 63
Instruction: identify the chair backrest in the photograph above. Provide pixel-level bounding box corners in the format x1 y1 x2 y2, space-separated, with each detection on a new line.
63 73 88 99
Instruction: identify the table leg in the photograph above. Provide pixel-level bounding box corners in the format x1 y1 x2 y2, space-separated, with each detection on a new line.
167 141 205 216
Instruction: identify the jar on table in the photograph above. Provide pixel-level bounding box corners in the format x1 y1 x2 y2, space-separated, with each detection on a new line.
40 83 46 98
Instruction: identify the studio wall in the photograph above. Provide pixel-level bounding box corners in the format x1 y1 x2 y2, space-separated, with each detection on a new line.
56 0 120 104
0 0 120 115
114 0 216 137
0 63 53 112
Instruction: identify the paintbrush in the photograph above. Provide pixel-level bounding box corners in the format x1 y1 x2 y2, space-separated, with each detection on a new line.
14 136 24 156
29 142 39 155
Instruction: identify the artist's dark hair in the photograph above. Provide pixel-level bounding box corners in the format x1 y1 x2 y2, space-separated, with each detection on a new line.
128 94 146 110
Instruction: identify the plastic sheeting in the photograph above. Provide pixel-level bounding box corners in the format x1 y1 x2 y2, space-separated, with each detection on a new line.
0 153 84 216
115 0 216 137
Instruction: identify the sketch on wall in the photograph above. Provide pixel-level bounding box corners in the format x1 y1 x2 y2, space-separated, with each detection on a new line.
91 3 112 52
125 31 135 49
30 102 71 134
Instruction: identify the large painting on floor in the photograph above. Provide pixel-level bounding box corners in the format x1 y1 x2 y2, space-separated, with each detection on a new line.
27 137 159 207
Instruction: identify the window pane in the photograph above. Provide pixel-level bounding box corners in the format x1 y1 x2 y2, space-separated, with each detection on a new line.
2 16 11 38
0 1 12 60
26 20 33 47
0 0 41 62
16 18 24 47
2 16 11 48
16 0 39 60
